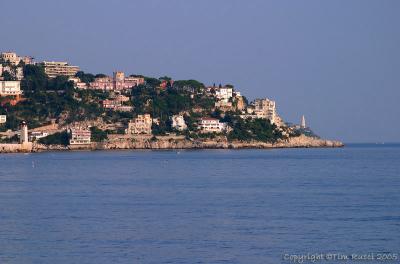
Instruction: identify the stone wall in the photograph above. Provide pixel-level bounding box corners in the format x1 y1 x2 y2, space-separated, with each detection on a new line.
0 142 32 153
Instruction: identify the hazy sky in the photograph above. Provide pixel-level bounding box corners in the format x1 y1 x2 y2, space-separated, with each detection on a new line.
1 0 399 142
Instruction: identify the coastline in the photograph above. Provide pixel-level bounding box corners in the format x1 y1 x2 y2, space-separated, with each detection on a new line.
0 135 343 153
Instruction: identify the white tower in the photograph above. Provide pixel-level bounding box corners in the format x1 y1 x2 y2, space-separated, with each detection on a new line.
301 115 306 129
20 121 29 144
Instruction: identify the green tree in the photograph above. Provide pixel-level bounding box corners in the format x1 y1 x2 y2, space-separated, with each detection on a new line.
90 126 108 142
38 131 69 146
1 71 15 81
75 71 95 84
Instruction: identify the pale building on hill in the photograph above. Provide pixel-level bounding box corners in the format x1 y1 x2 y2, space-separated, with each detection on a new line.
114 71 144 90
1 52 33 65
41 61 80 78
171 115 187 131
102 99 122 109
89 76 114 90
215 86 233 103
1 52 20 65
88 72 144 91
252 98 277 124
115 105 133 112
198 117 227 133
127 114 152 135
0 81 22 97
69 128 91 145
0 115 6 124
102 95 132 112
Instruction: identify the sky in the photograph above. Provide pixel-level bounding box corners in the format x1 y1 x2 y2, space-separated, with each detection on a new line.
1 0 399 143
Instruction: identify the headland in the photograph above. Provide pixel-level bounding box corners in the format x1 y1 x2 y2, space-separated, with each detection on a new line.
0 51 343 153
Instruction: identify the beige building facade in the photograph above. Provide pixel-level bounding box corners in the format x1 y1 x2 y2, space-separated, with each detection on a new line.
252 98 277 124
127 114 152 135
0 115 6 124
1 52 33 65
0 81 22 96
41 61 80 78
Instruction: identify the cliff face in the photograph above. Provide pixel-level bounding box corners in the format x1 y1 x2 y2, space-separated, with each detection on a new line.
27 134 343 152
275 135 343 148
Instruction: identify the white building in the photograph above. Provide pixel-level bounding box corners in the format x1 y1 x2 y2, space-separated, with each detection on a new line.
29 131 49 141
69 128 91 145
0 81 22 96
171 115 187 131
215 87 233 103
198 117 227 133
0 115 6 124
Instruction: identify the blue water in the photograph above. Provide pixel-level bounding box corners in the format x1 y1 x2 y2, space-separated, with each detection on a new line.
0 145 399 263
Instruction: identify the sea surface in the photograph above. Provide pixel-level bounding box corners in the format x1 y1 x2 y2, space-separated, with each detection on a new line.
0 144 399 264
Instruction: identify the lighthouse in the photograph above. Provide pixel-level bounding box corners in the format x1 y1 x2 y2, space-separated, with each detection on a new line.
301 115 306 129
20 121 28 144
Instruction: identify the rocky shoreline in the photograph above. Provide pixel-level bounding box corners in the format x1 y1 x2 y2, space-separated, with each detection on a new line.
10 134 344 153
0 135 343 153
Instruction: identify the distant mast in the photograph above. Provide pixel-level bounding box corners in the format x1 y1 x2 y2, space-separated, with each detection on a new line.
301 115 306 129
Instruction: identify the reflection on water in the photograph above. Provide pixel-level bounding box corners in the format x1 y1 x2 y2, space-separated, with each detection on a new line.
0 146 399 263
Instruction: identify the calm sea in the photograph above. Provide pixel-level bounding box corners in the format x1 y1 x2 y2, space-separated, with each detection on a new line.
0 145 399 264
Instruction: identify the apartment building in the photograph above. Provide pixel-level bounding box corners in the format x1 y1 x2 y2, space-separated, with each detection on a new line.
69 128 91 145
252 98 277 124
198 117 227 133
0 81 22 97
127 114 152 135
41 61 80 78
